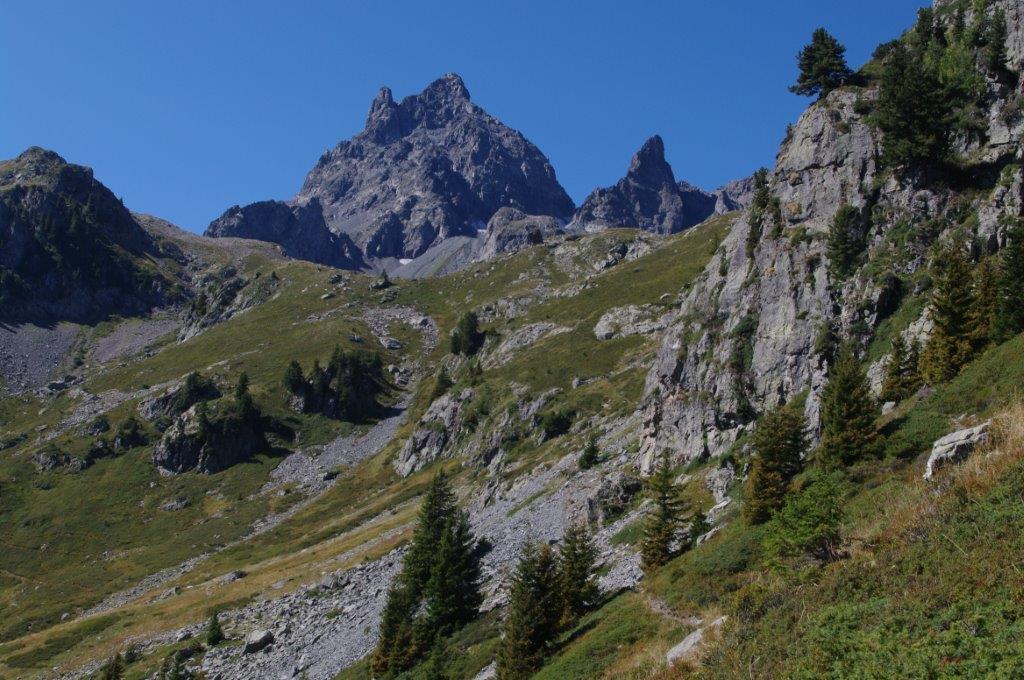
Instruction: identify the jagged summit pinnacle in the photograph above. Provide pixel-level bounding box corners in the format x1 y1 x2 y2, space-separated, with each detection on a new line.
627 135 676 187
209 73 573 263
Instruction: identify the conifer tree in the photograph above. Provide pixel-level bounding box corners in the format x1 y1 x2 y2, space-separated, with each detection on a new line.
969 256 999 351
880 333 922 403
819 344 880 467
744 402 808 524
920 243 975 384
993 218 1024 342
205 613 225 646
746 169 771 258
579 435 600 470
789 28 853 99
688 510 711 546
430 366 453 401
423 638 452 680
424 510 482 635
826 205 862 279
371 471 482 675
283 360 304 394
641 450 684 571
987 7 1008 74
874 41 951 168
101 652 125 680
496 543 561 680
557 522 599 625
234 372 257 422
451 312 484 356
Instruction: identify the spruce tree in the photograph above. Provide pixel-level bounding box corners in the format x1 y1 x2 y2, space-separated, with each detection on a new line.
880 333 922 403
641 450 684 571
826 205 862 279
557 522 599 625
874 41 951 168
993 218 1024 342
688 510 711 547
371 471 482 674
424 510 483 635
496 543 561 680
101 652 125 680
451 312 484 356
986 8 1008 74
283 360 304 394
579 435 600 470
234 372 257 422
969 256 999 351
743 402 808 524
819 344 880 467
920 243 975 384
746 169 771 258
789 28 853 99
205 613 225 646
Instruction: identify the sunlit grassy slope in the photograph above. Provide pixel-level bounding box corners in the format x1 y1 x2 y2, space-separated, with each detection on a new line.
0 217 733 677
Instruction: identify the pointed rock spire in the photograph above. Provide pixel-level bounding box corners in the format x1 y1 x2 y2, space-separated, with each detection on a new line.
627 135 676 187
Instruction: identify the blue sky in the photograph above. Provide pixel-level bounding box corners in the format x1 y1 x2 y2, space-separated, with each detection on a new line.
1 1 925 233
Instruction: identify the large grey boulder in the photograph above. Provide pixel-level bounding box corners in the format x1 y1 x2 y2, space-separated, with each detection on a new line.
243 629 274 654
924 421 991 480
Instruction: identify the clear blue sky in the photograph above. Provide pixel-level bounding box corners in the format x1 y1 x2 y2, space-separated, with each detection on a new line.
1 1 926 233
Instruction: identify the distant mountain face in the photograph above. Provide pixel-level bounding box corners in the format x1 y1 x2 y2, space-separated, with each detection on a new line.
569 135 748 234
0 147 172 322
207 73 575 264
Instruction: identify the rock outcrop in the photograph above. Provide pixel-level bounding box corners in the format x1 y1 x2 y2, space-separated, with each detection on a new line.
641 0 1024 468
924 421 991 480
478 207 561 260
206 199 364 269
207 73 574 265
152 405 264 474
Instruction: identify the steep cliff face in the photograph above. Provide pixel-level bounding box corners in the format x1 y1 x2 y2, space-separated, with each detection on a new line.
207 73 574 264
0 147 174 322
640 0 1024 469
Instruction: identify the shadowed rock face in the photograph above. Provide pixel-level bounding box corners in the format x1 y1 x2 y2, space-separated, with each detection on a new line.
207 198 364 269
206 73 574 264
0 147 170 322
570 135 740 234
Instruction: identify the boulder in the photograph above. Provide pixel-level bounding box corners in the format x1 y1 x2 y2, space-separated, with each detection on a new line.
924 421 991 480
243 629 274 654
588 473 643 523
593 304 670 341
666 616 727 666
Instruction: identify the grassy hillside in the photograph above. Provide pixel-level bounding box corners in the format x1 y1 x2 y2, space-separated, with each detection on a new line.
533 335 1024 679
0 217 731 677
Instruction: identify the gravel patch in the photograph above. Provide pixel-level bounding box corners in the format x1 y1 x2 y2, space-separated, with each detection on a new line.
0 321 80 394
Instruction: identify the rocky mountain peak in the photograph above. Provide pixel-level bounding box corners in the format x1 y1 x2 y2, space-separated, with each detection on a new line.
0 147 169 322
570 135 722 234
627 135 676 187
210 74 573 264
